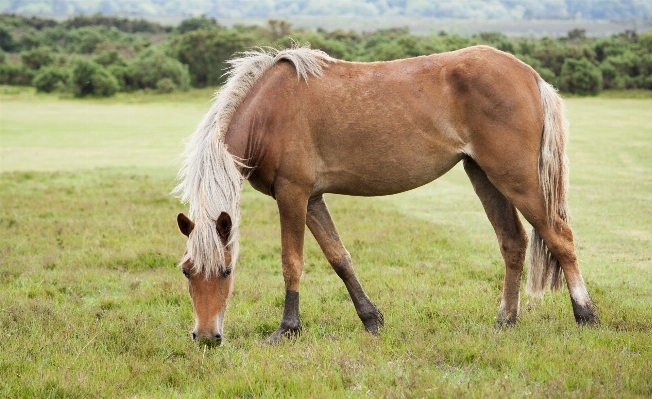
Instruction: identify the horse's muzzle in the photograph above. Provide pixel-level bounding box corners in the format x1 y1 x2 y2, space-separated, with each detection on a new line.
192 331 222 346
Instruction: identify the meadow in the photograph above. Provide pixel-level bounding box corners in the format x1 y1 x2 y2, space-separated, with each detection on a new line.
1 87 651 397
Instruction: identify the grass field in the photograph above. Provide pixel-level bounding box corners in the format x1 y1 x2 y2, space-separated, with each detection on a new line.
1 87 651 397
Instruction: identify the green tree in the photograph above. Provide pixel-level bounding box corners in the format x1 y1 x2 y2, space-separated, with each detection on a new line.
33 65 69 92
173 29 257 87
20 46 55 70
70 58 119 97
559 58 602 95
127 47 190 91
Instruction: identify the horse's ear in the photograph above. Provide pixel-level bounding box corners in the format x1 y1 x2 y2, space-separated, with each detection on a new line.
177 213 195 237
216 212 232 242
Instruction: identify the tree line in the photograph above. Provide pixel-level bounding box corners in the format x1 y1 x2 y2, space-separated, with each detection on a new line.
1 14 651 97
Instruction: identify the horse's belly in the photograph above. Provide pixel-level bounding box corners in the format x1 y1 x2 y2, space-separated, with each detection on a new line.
317 150 465 197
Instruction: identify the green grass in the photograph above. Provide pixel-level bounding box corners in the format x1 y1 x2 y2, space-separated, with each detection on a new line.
1 89 651 397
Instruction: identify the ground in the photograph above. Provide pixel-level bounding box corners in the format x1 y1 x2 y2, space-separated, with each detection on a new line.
1 86 651 397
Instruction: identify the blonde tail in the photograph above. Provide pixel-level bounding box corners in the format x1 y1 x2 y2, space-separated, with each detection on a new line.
526 81 570 298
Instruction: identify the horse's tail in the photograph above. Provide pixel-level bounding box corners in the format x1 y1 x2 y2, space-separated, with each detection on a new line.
525 80 570 298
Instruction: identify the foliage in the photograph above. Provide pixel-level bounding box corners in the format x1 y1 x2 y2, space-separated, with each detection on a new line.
32 65 68 92
94 49 127 67
0 63 34 84
20 46 54 69
176 15 220 34
70 57 119 96
1 13 651 96
559 58 603 95
61 13 171 33
126 47 190 92
172 28 258 87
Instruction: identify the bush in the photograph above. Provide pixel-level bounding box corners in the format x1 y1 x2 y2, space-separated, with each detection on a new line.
20 46 54 70
559 58 602 95
600 62 623 89
127 47 189 91
0 64 35 85
94 49 127 67
33 66 68 92
173 29 257 87
70 58 119 97
107 64 129 91
156 77 176 93
176 15 220 34
0 24 19 51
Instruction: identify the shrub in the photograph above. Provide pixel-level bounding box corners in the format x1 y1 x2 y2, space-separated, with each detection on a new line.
107 64 129 91
0 64 35 85
70 58 119 97
0 24 19 51
127 47 189 91
33 66 68 92
176 15 220 34
94 50 127 67
173 29 257 87
20 46 54 70
600 62 623 89
156 77 176 93
559 58 602 95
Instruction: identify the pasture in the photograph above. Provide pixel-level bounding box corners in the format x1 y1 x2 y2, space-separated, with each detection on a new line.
1 87 651 397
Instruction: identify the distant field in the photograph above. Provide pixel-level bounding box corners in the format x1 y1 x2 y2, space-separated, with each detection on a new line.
215 17 648 37
1 89 651 397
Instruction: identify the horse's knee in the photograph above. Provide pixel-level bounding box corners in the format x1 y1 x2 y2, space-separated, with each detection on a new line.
329 252 354 279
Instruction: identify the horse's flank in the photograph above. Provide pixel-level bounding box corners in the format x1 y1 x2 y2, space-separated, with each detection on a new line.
172 46 336 276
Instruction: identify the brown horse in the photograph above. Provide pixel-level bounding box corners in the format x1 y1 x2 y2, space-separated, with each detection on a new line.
173 44 598 345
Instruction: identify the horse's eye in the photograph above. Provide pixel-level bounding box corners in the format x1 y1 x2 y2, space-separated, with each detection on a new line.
222 268 232 278
182 268 191 279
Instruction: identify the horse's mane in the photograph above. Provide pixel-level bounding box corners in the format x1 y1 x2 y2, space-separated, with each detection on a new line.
172 44 335 276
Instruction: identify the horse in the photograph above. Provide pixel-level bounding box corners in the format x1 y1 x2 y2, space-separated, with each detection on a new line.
172 44 599 345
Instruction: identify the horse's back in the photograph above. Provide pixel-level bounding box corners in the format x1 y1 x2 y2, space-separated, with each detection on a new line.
229 46 545 198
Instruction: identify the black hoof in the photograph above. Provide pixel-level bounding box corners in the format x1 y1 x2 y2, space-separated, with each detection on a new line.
571 298 600 326
360 307 384 335
264 323 301 345
495 317 517 329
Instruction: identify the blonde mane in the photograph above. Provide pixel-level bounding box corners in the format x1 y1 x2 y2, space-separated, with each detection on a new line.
172 45 335 276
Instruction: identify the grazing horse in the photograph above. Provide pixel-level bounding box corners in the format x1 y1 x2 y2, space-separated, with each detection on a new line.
173 44 598 344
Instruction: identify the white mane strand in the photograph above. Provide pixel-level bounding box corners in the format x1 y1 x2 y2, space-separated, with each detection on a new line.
172 45 335 276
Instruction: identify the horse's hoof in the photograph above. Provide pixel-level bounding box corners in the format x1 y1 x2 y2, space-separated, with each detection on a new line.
361 307 384 335
571 299 600 326
495 318 517 329
264 326 301 344
495 312 518 328
576 313 600 326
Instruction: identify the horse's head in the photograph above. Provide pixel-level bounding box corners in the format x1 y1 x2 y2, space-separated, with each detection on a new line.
176 212 234 345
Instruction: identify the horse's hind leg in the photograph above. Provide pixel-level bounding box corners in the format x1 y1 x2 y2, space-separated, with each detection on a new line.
306 195 384 334
463 158 529 325
472 157 599 325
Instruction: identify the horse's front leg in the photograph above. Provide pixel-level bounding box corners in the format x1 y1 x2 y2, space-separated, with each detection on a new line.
306 195 384 334
266 182 310 344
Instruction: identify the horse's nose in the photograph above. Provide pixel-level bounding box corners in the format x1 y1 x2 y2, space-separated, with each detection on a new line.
192 331 222 343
